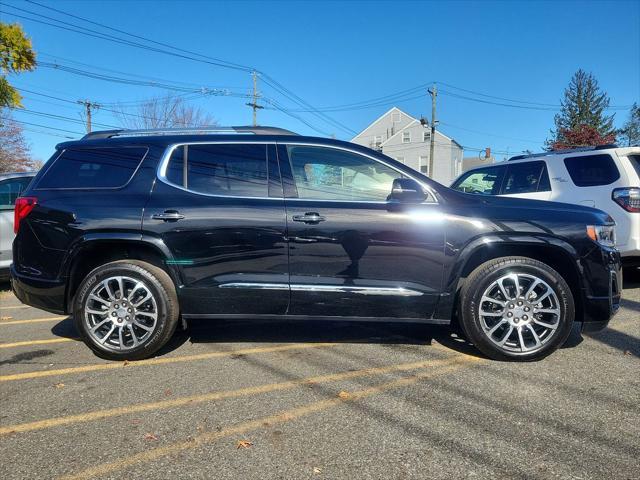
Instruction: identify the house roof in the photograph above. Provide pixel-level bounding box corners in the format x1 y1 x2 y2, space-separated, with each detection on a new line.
351 106 408 140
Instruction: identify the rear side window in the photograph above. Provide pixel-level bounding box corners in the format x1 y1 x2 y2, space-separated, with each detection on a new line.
501 161 551 194
451 166 506 195
0 177 33 209
165 143 268 197
563 154 620 187
37 147 147 189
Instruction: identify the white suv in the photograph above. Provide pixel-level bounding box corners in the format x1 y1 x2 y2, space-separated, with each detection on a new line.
451 146 640 267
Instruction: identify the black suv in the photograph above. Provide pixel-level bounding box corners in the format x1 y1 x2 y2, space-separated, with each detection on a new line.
11 127 622 361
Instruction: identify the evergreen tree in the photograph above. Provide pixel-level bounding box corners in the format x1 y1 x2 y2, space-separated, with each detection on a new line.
619 103 640 146
547 69 616 149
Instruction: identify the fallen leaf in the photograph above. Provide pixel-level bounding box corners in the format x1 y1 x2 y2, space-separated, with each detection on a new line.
144 433 159 441
0 316 12 321
164 389 172 396
313 467 322 474
624 350 632 356
236 440 253 449
123 360 130 366
53 383 65 389
130 419 142 425
337 390 351 399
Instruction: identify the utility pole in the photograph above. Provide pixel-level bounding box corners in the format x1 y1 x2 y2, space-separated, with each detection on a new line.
427 83 437 178
78 100 100 133
246 70 263 126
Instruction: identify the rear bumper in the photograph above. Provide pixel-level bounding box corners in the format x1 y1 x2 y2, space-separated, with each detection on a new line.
580 256 622 333
10 265 67 315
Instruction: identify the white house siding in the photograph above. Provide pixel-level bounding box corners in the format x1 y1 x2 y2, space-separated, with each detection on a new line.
351 107 464 186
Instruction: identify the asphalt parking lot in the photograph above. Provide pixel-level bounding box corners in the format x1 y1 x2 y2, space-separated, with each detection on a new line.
0 272 638 480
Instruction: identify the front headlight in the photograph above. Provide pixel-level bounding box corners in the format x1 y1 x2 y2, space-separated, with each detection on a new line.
587 225 616 247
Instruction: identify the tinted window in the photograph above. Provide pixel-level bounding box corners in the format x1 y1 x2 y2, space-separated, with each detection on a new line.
502 161 549 194
288 146 407 201
452 166 505 195
627 154 640 179
166 144 268 197
563 154 620 187
0 177 32 209
38 147 147 189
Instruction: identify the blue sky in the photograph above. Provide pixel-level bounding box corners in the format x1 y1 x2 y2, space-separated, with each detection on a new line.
2 0 639 163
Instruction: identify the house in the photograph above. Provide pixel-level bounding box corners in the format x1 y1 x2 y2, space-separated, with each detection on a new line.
350 107 464 185
462 148 496 174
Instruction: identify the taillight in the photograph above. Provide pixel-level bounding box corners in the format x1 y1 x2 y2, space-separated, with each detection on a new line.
14 197 37 234
612 188 640 213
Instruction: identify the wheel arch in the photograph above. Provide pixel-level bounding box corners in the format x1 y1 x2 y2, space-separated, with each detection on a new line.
64 234 182 314
439 235 584 323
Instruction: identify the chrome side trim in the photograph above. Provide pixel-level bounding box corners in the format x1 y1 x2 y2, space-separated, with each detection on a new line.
219 282 424 297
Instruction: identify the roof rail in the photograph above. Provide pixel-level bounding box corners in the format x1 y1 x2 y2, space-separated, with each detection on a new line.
507 144 619 161
81 126 299 140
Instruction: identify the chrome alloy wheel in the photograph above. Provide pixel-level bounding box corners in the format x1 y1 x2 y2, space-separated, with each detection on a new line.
84 276 158 352
478 273 561 354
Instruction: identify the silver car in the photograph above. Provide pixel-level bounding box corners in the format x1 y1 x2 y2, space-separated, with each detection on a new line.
0 172 36 279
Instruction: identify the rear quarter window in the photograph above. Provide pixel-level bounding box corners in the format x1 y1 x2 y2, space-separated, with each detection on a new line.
626 154 640 181
36 146 148 189
563 154 620 187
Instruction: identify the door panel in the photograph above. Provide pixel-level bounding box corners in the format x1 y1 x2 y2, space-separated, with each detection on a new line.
143 143 289 315
281 144 445 319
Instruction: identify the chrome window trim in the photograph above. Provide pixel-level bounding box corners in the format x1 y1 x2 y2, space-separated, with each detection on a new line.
219 282 424 297
157 140 440 204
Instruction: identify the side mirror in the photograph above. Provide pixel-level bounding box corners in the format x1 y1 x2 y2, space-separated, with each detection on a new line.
388 178 427 203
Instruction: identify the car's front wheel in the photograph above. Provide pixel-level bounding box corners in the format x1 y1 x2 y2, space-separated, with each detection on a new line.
459 256 574 361
73 260 179 361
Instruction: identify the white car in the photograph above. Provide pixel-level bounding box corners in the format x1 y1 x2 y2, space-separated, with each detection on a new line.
0 172 36 280
451 146 640 268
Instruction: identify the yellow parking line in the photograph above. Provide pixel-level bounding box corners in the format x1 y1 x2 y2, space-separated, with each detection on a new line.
0 316 68 326
0 342 338 383
0 338 78 349
0 355 465 436
58 356 478 480
0 305 31 311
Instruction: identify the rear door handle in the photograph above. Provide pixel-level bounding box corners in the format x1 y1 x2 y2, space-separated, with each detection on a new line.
292 212 326 224
152 210 185 221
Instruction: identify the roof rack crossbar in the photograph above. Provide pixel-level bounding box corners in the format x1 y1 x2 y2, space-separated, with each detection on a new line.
508 144 619 161
82 126 299 140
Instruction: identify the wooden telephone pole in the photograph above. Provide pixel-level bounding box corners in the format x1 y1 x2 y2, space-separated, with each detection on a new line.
427 83 438 177
78 100 100 133
246 70 263 126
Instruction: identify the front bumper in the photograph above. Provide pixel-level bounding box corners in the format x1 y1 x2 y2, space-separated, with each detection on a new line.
10 265 67 315
580 249 622 333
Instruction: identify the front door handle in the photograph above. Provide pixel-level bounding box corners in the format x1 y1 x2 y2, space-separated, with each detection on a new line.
152 210 185 221
292 212 326 224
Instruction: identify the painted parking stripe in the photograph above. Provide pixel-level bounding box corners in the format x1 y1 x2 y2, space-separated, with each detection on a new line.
0 355 465 436
0 338 77 349
0 305 31 311
0 342 338 383
58 356 478 480
0 316 68 326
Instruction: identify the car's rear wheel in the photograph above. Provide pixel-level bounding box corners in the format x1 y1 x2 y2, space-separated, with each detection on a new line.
459 256 574 361
73 260 179 360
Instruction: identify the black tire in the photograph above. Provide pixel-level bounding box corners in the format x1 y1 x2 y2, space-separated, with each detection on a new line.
459 256 574 361
73 260 179 361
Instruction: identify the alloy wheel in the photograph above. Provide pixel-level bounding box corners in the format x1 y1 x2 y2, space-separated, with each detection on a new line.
478 273 561 354
84 276 158 352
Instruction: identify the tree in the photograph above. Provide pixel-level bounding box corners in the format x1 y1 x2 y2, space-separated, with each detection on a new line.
0 22 36 108
0 112 33 173
113 93 217 129
547 69 616 150
619 103 640 147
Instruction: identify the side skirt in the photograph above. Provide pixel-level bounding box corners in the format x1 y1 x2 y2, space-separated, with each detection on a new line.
181 314 451 325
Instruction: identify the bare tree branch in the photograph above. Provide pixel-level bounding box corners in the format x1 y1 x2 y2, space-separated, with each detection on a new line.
0 110 34 173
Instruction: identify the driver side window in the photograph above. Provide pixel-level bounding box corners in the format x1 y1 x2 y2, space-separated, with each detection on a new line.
453 166 506 195
287 146 426 202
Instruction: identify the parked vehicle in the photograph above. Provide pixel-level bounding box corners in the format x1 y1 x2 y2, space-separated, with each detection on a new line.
451 145 640 268
0 171 36 280
11 127 621 361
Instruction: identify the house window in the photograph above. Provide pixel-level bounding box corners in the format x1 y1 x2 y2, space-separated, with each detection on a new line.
423 131 430 142
402 131 411 143
373 135 383 148
419 156 429 175
392 112 401 123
